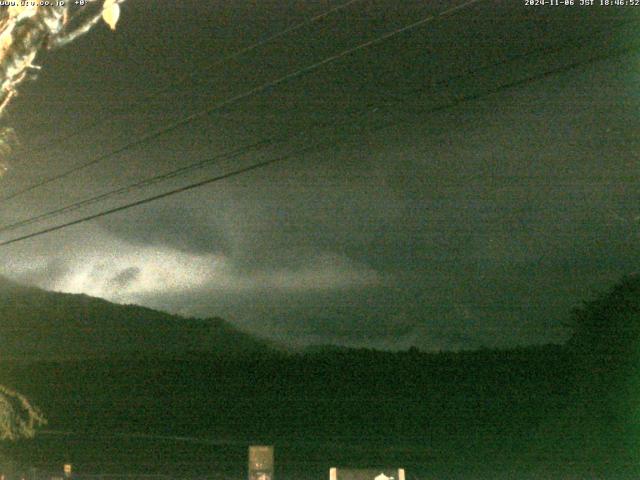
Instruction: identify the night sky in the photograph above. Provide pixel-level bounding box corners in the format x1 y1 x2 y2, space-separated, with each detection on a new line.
0 0 638 350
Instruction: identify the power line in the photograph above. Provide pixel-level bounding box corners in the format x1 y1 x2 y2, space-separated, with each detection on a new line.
1 42 636 248
0 15 633 236
0 140 274 234
0 108 371 233
0 106 376 240
19 0 368 155
378 16 640 109
0 145 319 247
0 106 377 235
0 0 485 203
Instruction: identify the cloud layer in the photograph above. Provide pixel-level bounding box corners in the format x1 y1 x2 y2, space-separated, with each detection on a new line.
0 2 638 350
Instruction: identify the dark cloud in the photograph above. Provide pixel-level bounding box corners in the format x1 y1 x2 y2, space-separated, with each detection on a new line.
100 204 232 256
108 266 141 290
0 1 638 350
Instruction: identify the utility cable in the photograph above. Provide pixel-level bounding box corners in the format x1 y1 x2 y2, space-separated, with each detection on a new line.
0 0 485 203
20 0 368 154
0 41 636 248
0 13 633 236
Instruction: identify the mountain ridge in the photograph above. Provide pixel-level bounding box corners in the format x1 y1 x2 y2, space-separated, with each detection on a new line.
0 276 273 361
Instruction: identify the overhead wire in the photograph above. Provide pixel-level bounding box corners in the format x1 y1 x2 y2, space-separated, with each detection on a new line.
0 14 635 236
1 40 637 248
0 0 485 203
19 0 368 155
0 140 274 234
0 0 495 233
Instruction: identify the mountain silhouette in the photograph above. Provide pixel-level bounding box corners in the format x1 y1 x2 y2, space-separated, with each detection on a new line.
0 276 271 361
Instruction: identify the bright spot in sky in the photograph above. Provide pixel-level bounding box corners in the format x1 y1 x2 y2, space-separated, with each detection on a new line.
2 235 381 306
53 247 220 298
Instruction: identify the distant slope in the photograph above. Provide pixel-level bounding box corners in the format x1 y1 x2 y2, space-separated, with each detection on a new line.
0 276 272 361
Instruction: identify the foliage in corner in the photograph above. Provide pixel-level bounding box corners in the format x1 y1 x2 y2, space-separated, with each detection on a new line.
0 0 124 174
0 385 46 441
